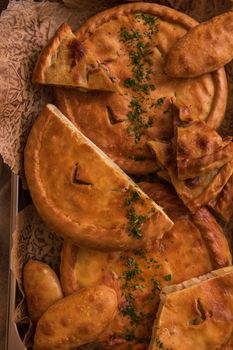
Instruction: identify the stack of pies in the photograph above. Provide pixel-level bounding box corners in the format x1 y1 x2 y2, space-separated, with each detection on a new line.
23 3 233 350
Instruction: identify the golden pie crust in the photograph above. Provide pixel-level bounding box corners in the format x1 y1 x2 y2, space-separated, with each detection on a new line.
24 104 173 251
34 285 118 350
60 182 231 350
176 121 233 180
165 11 233 78
32 23 118 92
149 140 233 213
55 2 227 175
23 260 63 324
149 267 233 350
209 173 233 222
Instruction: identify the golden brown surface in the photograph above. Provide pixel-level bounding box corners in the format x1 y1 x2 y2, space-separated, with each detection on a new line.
149 267 233 350
23 260 63 323
209 174 233 222
176 121 233 180
34 285 118 350
33 23 118 91
24 104 173 251
55 3 227 175
60 182 231 349
149 140 233 213
165 11 233 78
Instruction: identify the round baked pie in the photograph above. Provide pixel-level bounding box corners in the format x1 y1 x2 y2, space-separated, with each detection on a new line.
55 2 227 175
60 182 231 350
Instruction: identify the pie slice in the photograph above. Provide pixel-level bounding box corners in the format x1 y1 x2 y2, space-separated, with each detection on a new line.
149 266 233 350
148 140 233 213
208 173 233 222
176 121 233 180
24 104 173 251
32 23 119 92
60 182 231 349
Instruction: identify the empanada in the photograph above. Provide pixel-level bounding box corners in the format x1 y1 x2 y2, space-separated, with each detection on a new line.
148 140 233 213
34 285 117 350
24 104 173 251
149 266 233 350
176 121 233 179
23 260 63 323
33 23 118 92
60 182 231 349
55 3 227 175
165 11 233 78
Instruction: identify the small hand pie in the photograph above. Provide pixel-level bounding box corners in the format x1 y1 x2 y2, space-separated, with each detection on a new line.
24 104 173 251
32 23 118 92
176 121 233 179
149 266 233 350
60 182 231 349
165 11 233 78
34 285 117 350
148 140 233 213
209 173 233 222
23 260 63 323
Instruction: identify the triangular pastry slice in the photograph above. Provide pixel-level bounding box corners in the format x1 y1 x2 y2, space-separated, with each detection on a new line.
149 266 233 350
208 173 233 222
32 23 118 92
176 121 233 180
24 104 173 251
148 140 233 213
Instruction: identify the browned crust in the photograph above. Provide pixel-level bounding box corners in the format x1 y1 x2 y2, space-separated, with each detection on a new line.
178 142 233 180
192 207 232 269
187 160 233 213
74 2 227 129
140 182 232 270
24 104 173 251
60 241 80 296
32 23 72 84
165 11 233 78
209 174 233 222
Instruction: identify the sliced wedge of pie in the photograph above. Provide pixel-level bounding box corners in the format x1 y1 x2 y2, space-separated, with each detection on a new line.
176 121 233 180
32 23 119 92
24 104 173 251
149 266 233 350
208 173 233 222
148 140 233 213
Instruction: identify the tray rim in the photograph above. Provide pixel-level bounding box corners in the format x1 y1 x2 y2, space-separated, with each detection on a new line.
5 174 26 350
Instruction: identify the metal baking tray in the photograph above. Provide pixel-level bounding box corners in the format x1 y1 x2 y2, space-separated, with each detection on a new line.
5 174 26 350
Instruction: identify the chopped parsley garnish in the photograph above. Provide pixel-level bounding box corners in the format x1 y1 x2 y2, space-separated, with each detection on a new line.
127 207 147 239
135 12 160 38
119 14 160 143
122 302 140 325
123 266 141 281
120 27 142 42
124 190 141 206
124 329 136 341
151 278 161 294
151 97 166 108
164 274 172 281
127 99 154 143
155 336 173 350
